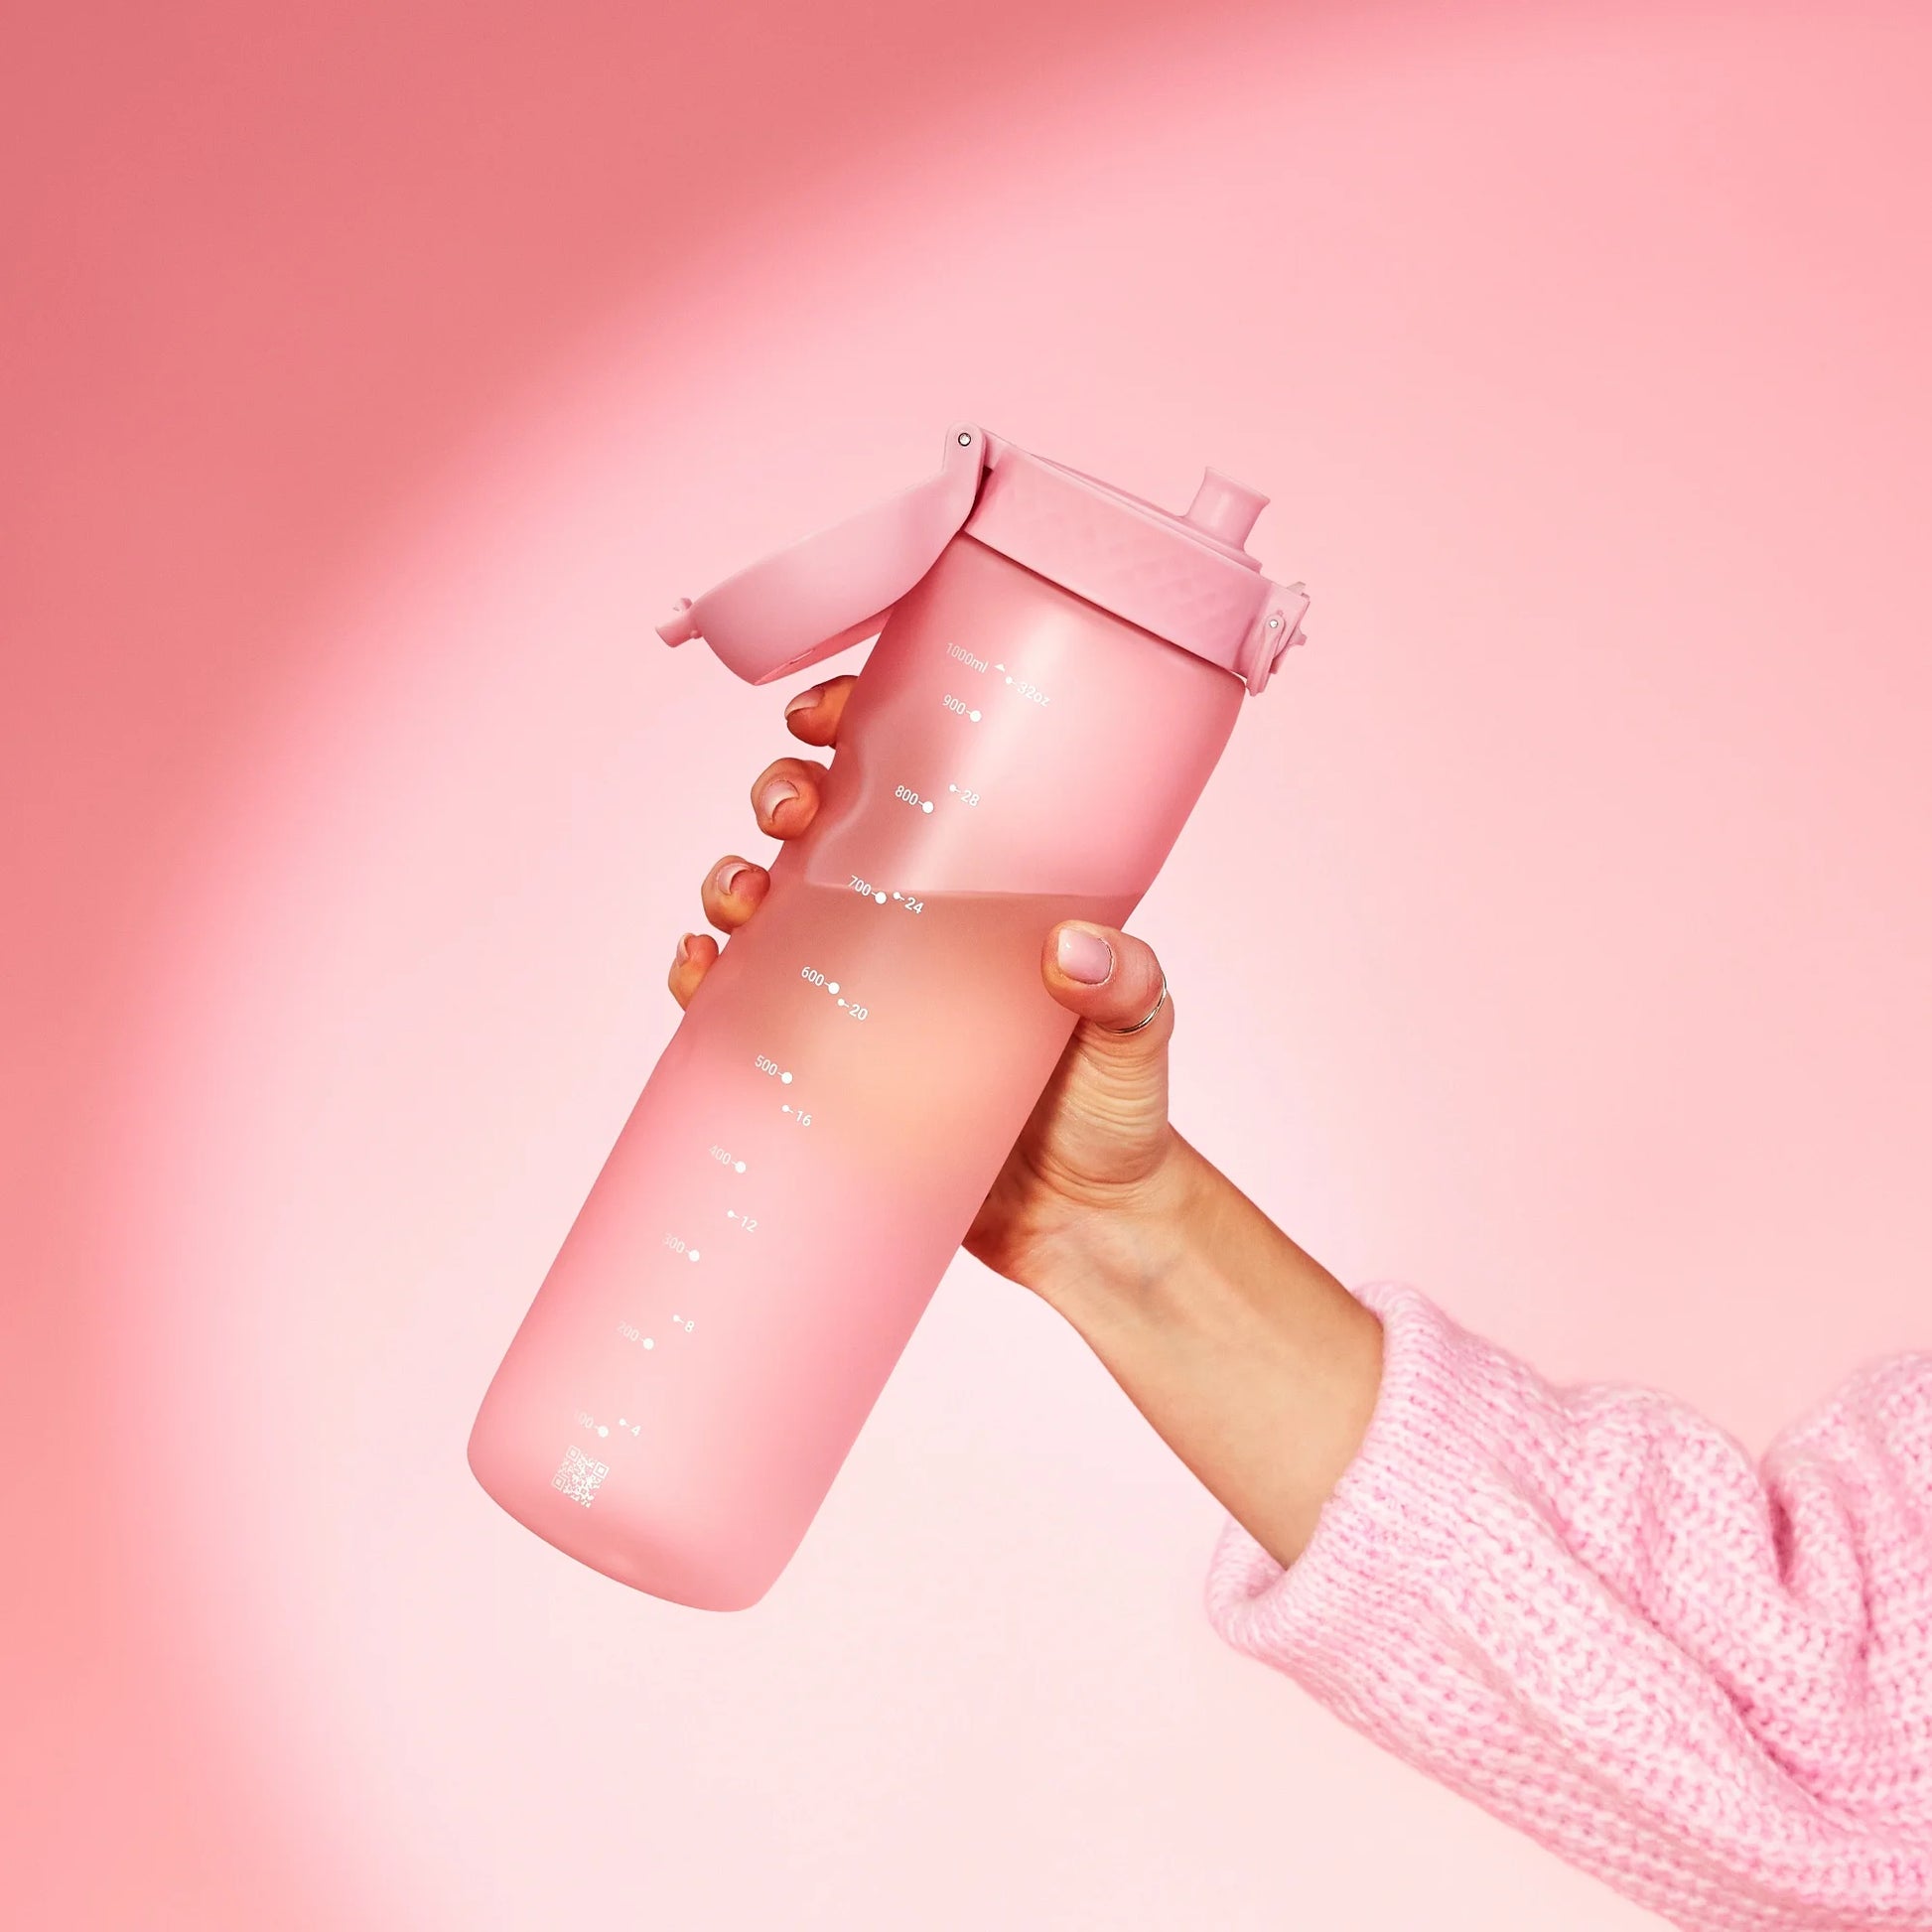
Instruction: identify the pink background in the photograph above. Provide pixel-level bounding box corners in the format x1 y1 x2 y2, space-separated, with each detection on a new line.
7 2 1931 1926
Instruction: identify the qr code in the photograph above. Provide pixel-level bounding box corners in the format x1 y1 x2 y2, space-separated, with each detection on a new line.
551 1444 611 1507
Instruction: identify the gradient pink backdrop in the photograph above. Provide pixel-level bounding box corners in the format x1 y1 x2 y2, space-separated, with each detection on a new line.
7 2 1931 1926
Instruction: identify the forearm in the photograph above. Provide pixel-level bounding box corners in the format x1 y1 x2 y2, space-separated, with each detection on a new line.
1026 1131 1383 1566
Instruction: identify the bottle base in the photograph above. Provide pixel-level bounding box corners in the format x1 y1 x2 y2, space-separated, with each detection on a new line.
466 1431 777 1613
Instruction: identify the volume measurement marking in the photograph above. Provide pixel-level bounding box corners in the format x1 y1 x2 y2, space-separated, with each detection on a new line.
949 653 1050 707
709 1144 749 1173
896 780 980 811
662 1232 702 1262
617 1316 693 1352
851 875 924 914
753 1053 794 1083
800 964 870 1019
578 1407 638 1439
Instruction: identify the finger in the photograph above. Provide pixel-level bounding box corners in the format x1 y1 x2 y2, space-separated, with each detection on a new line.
782 675 858 749
668 930 719 1009
700 855 769 933
751 756 826 839
1040 922 1173 1051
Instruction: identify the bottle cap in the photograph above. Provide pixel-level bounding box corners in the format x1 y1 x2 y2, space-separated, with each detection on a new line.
656 424 1309 695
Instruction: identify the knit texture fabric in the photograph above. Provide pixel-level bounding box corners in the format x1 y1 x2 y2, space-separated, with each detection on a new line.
1207 1284 1932 1930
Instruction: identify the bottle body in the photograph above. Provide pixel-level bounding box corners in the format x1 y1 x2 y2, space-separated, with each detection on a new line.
469 537 1243 1607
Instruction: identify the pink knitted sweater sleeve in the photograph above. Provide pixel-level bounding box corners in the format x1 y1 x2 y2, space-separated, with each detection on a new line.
1206 1283 1932 1930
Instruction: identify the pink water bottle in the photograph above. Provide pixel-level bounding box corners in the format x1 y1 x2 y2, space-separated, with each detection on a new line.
469 424 1309 1608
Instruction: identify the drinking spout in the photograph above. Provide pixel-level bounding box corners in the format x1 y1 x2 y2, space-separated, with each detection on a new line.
656 598 700 646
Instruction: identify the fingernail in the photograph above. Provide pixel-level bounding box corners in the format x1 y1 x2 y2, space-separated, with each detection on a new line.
784 685 825 718
674 932 695 964
759 778 798 818
717 861 751 897
1056 926 1114 985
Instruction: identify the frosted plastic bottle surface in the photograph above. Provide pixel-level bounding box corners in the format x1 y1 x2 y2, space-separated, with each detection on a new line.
469 537 1245 1606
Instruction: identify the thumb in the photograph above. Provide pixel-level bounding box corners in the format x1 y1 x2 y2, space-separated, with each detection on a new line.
1041 922 1173 1053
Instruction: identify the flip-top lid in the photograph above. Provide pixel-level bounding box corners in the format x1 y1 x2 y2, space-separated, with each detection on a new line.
657 424 1308 694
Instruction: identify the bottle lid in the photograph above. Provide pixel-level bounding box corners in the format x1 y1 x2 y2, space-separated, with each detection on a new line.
656 424 1309 695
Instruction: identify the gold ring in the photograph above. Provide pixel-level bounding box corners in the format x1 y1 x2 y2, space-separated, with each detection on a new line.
1113 975 1169 1035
